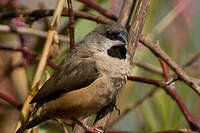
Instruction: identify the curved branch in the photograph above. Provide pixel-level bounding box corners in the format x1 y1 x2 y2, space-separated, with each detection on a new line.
0 8 113 24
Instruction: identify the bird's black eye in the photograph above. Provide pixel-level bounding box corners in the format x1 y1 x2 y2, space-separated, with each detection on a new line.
105 31 128 44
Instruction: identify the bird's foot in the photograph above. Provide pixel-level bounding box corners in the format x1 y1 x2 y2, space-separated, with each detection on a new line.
71 118 104 133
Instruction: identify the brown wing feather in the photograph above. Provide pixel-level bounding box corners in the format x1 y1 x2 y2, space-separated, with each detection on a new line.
30 46 99 104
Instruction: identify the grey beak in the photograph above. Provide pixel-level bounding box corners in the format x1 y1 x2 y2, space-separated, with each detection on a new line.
119 31 128 44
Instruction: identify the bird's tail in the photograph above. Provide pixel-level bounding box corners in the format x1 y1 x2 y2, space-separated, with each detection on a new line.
16 108 49 133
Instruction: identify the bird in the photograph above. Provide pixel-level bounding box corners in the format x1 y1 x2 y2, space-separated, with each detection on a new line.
16 22 130 133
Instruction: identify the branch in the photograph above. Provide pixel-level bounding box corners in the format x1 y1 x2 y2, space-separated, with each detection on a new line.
117 0 136 26
78 0 117 20
67 0 75 51
159 59 200 131
106 129 194 133
134 61 163 75
139 36 200 96
0 24 69 43
0 8 113 24
0 44 57 70
0 92 22 110
127 76 165 87
128 0 152 64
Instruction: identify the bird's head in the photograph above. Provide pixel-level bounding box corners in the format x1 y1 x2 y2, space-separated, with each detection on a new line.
86 22 129 60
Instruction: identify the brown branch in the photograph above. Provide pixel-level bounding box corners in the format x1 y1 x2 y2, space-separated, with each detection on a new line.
78 0 117 20
117 0 136 26
128 0 152 64
0 8 113 24
0 24 70 43
0 92 22 110
67 0 75 51
139 36 200 96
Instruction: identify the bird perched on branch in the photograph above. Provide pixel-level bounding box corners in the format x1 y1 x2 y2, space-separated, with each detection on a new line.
16 22 130 133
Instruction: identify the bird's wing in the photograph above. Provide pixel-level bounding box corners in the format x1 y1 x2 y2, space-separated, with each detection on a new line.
30 48 100 104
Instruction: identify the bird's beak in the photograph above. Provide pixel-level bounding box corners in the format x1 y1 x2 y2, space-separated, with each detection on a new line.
119 31 128 44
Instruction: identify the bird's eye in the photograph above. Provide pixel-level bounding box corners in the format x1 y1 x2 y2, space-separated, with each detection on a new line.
105 31 128 44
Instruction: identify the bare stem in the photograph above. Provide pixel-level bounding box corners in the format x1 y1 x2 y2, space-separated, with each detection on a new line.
0 92 22 110
67 0 75 51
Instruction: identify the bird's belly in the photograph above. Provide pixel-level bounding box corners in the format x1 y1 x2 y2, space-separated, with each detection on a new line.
44 76 125 120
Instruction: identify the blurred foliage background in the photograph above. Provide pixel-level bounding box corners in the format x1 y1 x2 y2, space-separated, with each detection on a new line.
0 0 200 133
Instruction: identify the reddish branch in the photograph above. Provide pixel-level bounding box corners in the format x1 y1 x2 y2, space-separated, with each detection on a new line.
12 17 30 68
0 92 22 109
159 59 200 131
128 76 165 87
67 0 75 51
78 0 117 20
105 130 188 133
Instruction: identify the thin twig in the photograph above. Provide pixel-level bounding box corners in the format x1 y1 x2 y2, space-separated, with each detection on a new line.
128 76 165 87
0 92 22 109
139 36 200 96
67 0 75 51
0 8 113 24
78 0 117 20
159 59 200 131
0 44 57 70
105 129 194 133
134 61 163 75
0 24 70 43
